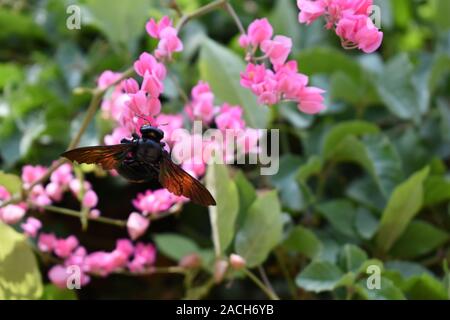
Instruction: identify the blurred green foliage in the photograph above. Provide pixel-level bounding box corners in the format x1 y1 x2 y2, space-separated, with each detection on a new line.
0 0 449 300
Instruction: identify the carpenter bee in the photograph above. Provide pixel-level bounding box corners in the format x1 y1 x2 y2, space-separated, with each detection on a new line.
61 125 216 207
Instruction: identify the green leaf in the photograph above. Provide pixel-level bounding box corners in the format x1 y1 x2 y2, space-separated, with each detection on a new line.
359 277 406 300
0 63 23 89
83 0 151 54
375 54 423 121
322 120 379 158
40 285 77 300
0 222 43 299
423 175 450 207
317 199 358 238
283 226 322 259
270 154 305 211
338 245 368 273
206 163 239 255
234 171 256 229
296 48 377 103
324 127 403 197
355 207 379 240
346 177 385 212
385 261 433 279
375 166 430 253
0 171 22 195
403 273 448 300
154 233 199 261
199 38 268 128
297 155 323 183
295 261 345 293
390 220 448 259
235 191 283 267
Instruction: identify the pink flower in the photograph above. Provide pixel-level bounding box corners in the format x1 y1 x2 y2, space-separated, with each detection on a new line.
0 204 26 224
275 61 309 99
336 13 382 53
184 81 216 124
89 209 101 218
297 0 326 25
54 235 79 258
141 71 164 98
21 165 47 188
132 189 177 215
65 246 87 267
82 190 98 208
97 70 122 90
0 186 11 201
133 52 166 79
48 265 69 289
45 182 64 202
38 233 57 252
247 18 273 46
156 113 184 146
127 212 150 240
128 243 156 272
298 86 326 114
215 104 246 131
155 26 183 59
104 126 132 146
145 16 171 39
122 78 139 94
126 91 161 118
115 239 134 258
238 34 250 48
29 184 52 207
21 217 42 237
69 179 91 197
84 252 114 276
261 35 292 67
240 63 267 89
182 157 206 178
50 163 73 186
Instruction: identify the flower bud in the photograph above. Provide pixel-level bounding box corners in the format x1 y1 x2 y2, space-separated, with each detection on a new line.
214 259 229 283
179 253 202 269
229 254 246 270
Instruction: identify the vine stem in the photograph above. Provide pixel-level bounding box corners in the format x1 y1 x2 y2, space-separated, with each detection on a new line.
176 0 228 31
243 268 280 300
41 202 180 228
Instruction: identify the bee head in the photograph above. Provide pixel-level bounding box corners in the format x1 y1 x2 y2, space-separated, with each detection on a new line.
140 125 164 142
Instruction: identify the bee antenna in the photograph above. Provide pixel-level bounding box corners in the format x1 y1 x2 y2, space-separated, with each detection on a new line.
133 112 152 125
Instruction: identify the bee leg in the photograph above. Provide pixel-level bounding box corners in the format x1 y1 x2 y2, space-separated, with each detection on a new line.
132 133 140 140
120 138 133 144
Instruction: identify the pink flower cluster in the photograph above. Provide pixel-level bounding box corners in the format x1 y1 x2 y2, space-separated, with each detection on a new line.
179 81 261 173
40 234 156 288
0 164 100 230
239 18 326 114
146 16 183 60
101 17 184 142
297 0 383 53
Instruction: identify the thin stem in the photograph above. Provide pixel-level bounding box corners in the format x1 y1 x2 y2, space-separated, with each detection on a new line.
176 0 227 31
224 1 246 35
42 205 127 227
243 268 280 300
275 249 298 299
41 203 180 228
258 265 276 296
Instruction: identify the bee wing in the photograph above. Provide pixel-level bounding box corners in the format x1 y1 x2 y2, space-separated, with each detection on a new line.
159 153 216 207
61 144 132 170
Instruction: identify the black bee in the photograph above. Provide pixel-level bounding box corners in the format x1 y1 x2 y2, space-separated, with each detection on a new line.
61 125 216 207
